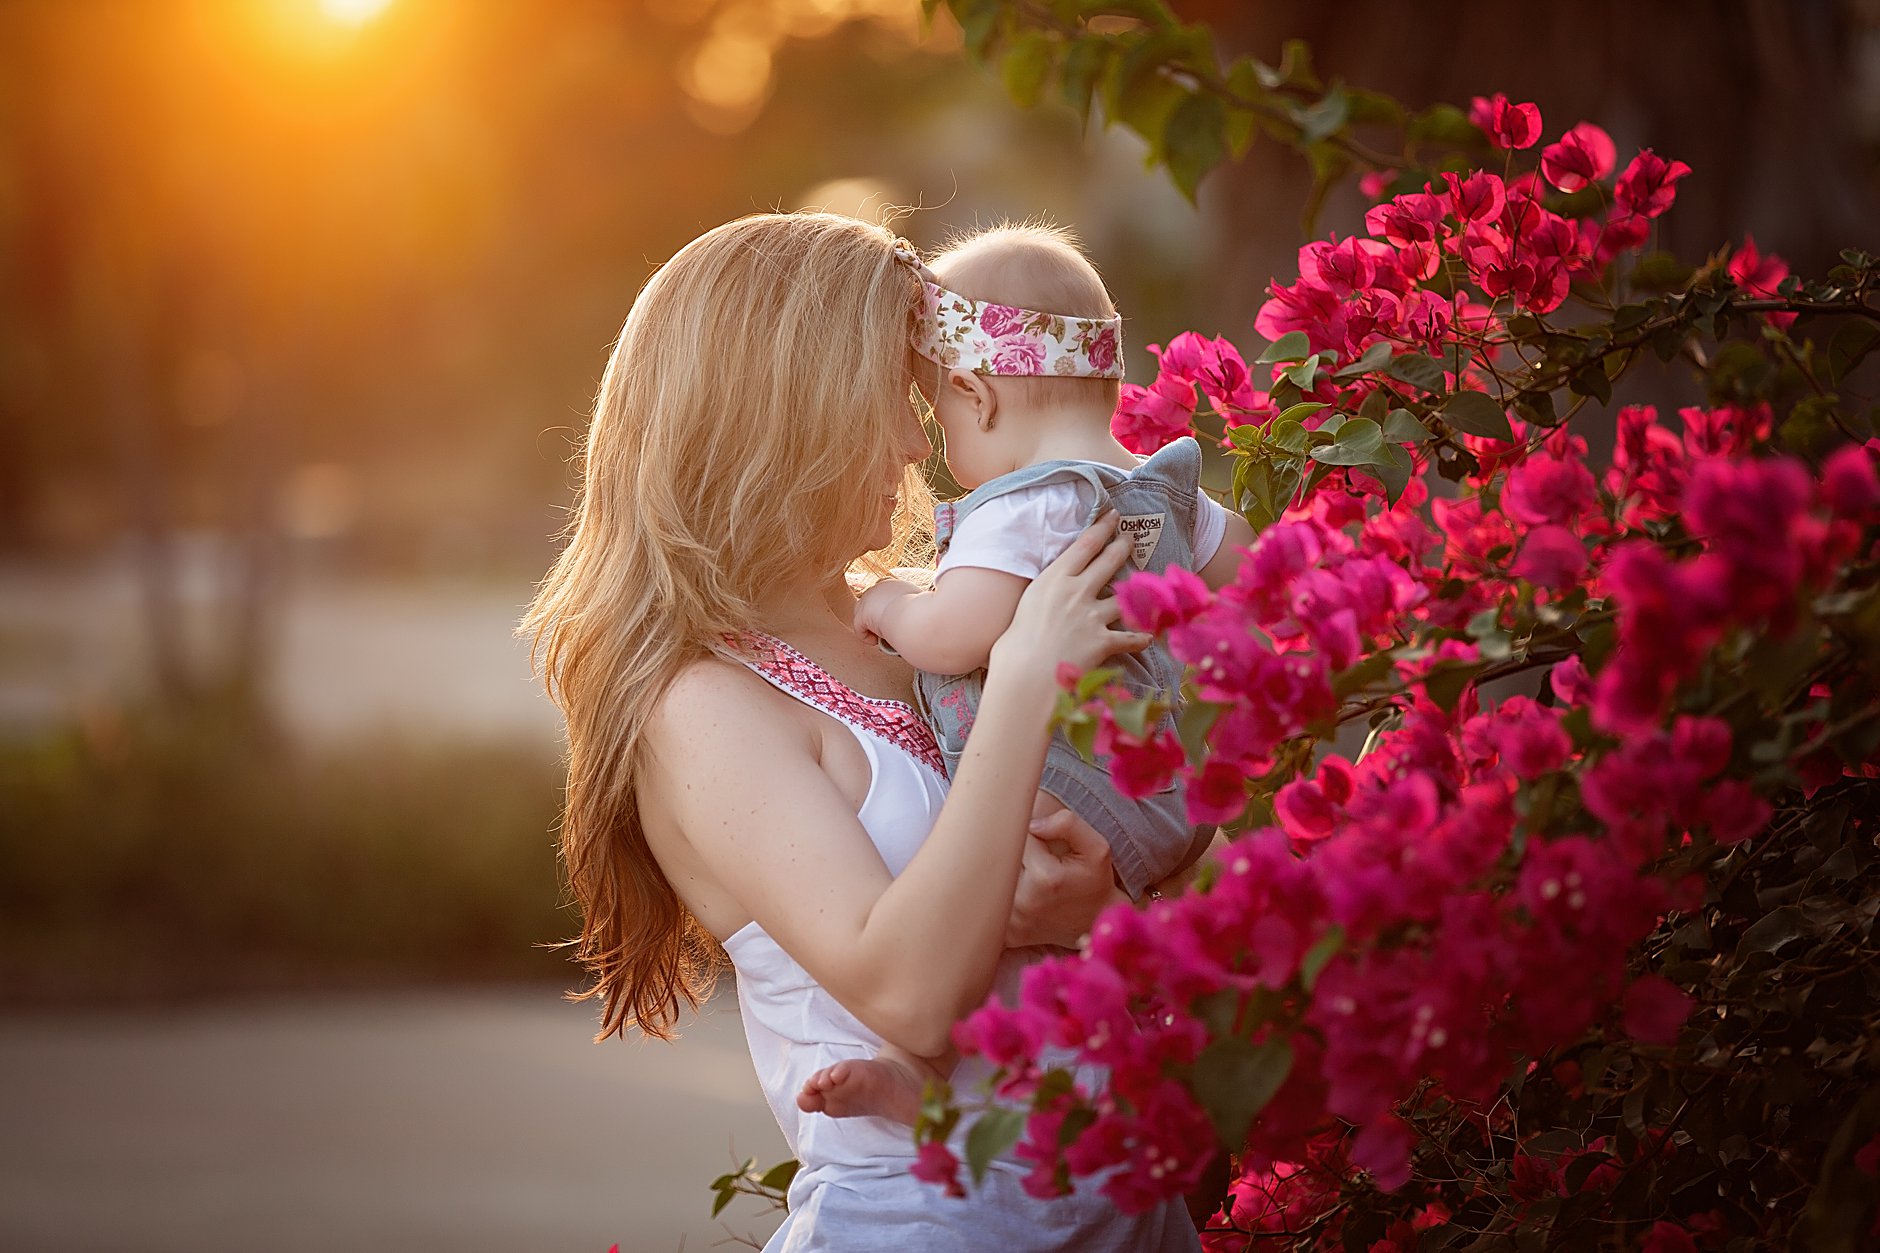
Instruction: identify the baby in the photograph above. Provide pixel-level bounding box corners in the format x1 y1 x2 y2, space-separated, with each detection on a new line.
798 223 1255 1126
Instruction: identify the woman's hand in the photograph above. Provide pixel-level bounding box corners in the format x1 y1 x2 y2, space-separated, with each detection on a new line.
1006 807 1128 949
989 511 1153 683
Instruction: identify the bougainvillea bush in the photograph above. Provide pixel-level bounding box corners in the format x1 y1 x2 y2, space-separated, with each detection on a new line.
901 4 1880 1250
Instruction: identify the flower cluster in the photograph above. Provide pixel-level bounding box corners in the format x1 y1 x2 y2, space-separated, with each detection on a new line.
918 74 1880 1251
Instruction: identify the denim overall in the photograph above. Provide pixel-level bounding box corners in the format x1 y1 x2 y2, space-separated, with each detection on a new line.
917 436 1213 899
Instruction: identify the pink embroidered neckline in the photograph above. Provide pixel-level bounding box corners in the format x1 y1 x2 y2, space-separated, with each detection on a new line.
735 631 945 775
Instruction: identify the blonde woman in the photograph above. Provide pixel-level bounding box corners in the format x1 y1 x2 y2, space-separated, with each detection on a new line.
522 213 1202 1250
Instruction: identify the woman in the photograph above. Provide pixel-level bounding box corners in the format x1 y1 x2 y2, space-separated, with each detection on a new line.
522 212 1202 1250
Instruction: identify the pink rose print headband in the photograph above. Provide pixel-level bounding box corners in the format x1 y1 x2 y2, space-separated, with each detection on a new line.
891 239 1125 380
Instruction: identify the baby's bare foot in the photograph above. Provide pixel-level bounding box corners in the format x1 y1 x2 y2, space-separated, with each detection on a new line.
795 1057 924 1126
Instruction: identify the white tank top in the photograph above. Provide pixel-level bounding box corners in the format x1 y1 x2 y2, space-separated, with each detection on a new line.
719 633 1203 1252
721 632 1031 1192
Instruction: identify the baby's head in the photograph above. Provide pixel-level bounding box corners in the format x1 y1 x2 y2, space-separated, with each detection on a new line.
914 223 1121 488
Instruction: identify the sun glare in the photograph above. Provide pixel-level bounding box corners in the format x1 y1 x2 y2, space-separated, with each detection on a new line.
319 0 393 26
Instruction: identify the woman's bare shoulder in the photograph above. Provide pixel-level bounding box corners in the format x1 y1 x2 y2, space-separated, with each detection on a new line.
645 653 815 765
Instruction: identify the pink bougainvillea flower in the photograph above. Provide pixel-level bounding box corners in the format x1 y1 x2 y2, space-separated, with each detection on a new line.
1548 654 1593 706
1150 333 1266 415
1116 566 1214 635
910 1141 965 1198
1854 1131 1880 1178
1540 122 1617 192
1440 170 1506 224
1640 1221 1699 1253
1358 168 1397 200
1615 149 1692 218
1469 93 1543 149
1727 234 1798 330
1349 1114 1416 1191
1503 448 1598 526
1096 714 1186 800
1184 759 1249 825
1513 523 1589 590
1822 441 1880 519
1112 375 1196 454
1622 974 1694 1046
1298 234 1378 298
1365 191 1447 247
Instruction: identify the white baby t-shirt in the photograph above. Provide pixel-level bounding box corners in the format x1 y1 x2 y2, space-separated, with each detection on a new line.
935 477 1230 582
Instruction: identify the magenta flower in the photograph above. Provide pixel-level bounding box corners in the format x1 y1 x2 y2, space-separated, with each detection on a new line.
910 1141 964 1197
1621 974 1694 1046
1513 524 1589 589
1502 449 1598 526
1822 442 1880 519
1615 149 1692 218
1111 375 1195 453
1540 122 1617 192
1727 234 1797 330
1469 93 1544 149
1116 566 1213 634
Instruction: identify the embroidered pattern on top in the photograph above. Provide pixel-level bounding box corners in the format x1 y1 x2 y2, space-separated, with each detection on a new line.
737 632 946 775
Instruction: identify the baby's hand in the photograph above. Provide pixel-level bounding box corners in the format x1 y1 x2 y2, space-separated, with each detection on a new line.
854 577 919 646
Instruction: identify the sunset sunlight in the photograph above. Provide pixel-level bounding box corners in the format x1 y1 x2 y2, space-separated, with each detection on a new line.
318 0 394 25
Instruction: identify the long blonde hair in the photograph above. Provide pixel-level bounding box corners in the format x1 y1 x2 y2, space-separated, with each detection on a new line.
521 212 933 1041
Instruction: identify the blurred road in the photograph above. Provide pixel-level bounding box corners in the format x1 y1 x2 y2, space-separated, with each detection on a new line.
0 557 563 746
0 987 790 1253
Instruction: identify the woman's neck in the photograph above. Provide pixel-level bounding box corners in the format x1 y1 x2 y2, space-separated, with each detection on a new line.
755 573 857 641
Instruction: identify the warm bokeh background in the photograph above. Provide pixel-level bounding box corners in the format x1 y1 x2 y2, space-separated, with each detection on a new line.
2 1 1876 1249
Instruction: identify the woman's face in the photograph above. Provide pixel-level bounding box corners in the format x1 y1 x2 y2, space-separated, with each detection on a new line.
858 393 934 555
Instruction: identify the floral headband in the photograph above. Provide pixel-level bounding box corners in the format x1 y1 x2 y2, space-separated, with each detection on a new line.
892 239 1125 380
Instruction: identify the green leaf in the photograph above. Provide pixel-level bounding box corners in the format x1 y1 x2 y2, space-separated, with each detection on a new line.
1386 352 1448 395
1406 101 1478 147
1740 905 1806 955
1307 416 1385 465
1423 662 1485 714
1268 418 1309 454
758 1158 801 1192
1274 400 1331 426
1334 340 1394 379
1163 90 1228 203
1177 698 1221 763
1826 319 1880 387
1442 390 1515 442
1221 58 1263 156
1631 250 1692 292
1001 32 1054 108
1256 331 1311 365
1568 361 1613 405
1368 441 1415 507
1344 87 1403 126
964 1107 1028 1184
1191 1037 1293 1147
1058 37 1111 118
1380 407 1435 444
1274 37 1318 90
1300 926 1344 990
1103 33 1190 149
1294 86 1349 146
1333 650 1395 698
949 0 1004 56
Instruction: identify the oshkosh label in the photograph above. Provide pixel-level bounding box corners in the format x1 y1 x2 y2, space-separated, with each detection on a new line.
1118 512 1165 569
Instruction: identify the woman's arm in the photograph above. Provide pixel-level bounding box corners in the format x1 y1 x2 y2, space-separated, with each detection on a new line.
646 517 1148 1056
855 568 1028 675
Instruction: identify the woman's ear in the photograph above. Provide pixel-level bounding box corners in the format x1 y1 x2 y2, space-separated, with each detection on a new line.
948 368 998 432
